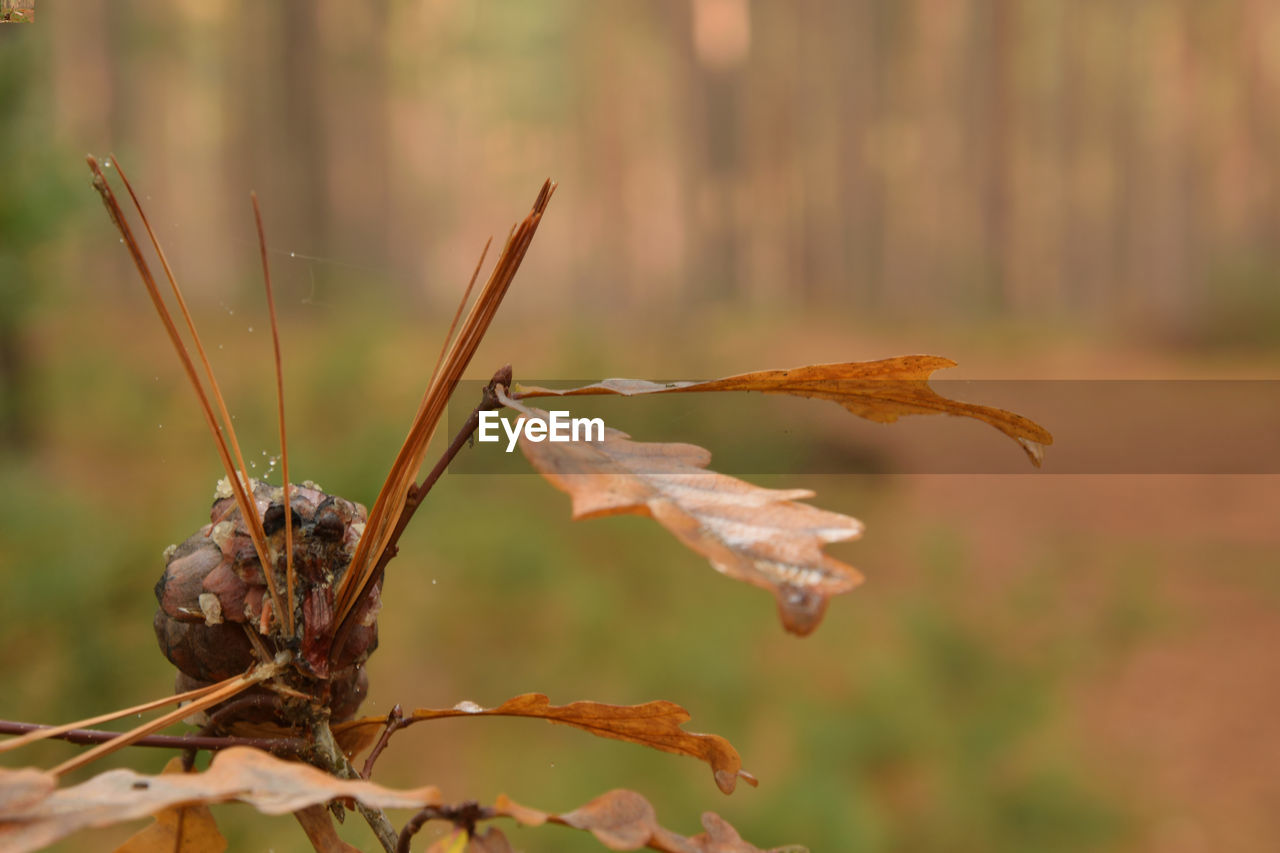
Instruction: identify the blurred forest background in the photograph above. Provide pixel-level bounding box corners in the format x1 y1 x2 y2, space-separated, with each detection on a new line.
1 2 1278 852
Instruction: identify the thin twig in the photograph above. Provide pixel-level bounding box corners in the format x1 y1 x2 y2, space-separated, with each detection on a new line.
0 674 237 755
184 693 290 769
51 660 287 776
355 799 399 853
395 808 436 853
0 719 306 755
360 704 404 779
396 802 495 853
309 720 399 853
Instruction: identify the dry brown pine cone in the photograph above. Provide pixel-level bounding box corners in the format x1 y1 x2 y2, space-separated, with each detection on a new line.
154 478 380 732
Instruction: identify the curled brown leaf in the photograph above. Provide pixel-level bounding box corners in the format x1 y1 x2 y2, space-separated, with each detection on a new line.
0 768 52 813
112 758 227 853
499 395 864 635
334 693 754 794
0 747 440 853
112 802 226 853
293 803 362 853
516 356 1053 466
493 790 805 853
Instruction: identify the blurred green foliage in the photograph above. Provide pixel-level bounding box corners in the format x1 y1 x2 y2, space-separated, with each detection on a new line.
0 28 80 449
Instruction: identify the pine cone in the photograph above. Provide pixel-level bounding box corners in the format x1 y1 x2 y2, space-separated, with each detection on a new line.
154 478 380 732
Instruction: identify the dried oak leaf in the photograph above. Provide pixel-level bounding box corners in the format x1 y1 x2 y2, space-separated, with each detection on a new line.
0 768 52 813
0 747 440 853
334 693 754 794
293 803 362 853
516 356 1053 466
113 758 226 853
493 789 806 853
498 395 864 635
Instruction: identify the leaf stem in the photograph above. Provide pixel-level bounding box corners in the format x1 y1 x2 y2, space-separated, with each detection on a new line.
360 704 405 779
396 803 494 853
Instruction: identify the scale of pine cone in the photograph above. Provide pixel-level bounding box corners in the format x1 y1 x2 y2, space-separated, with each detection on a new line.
154 478 380 733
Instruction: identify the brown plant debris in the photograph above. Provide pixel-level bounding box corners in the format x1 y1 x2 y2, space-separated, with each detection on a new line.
493 789 806 852
334 693 754 795
499 394 865 635
111 758 227 853
0 747 440 852
516 356 1053 466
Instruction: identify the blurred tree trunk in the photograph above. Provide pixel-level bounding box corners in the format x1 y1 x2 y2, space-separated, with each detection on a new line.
28 0 1280 334
227 0 330 266
1058 1 1084 314
664 0 746 303
573 2 633 310
978 0 1012 309
280 0 330 251
835 0 878 310
106 0 133 149
333 0 391 265
700 70 742 302
1243 0 1278 249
